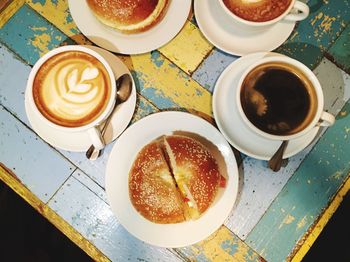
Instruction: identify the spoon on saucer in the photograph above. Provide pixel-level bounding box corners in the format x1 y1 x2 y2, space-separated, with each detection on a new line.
85 73 132 160
268 140 289 172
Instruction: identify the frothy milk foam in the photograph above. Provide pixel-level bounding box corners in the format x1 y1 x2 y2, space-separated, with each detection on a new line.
33 51 111 127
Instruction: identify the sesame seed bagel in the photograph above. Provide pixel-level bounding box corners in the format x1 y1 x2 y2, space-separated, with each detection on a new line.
128 139 185 224
129 135 222 224
164 135 221 220
86 0 169 34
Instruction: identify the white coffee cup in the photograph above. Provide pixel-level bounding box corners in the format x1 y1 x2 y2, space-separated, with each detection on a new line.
219 0 309 27
26 45 116 150
236 54 335 141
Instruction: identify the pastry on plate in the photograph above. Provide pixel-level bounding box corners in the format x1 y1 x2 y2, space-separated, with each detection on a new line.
129 135 226 224
86 0 169 34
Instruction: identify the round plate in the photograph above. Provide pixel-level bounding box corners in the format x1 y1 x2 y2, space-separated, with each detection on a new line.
24 46 137 152
194 0 295 56
68 0 191 55
105 111 239 247
213 52 320 160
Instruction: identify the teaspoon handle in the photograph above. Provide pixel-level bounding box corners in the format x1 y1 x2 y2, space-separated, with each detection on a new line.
268 140 289 172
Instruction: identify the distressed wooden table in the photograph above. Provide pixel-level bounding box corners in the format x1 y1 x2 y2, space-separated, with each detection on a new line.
0 1 349 261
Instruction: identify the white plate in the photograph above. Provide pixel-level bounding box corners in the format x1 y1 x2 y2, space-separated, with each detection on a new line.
194 0 295 56
105 111 239 247
213 52 320 160
24 46 136 152
68 0 191 55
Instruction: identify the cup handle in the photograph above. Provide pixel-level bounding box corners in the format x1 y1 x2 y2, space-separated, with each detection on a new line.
284 1 309 22
317 111 335 127
87 126 105 150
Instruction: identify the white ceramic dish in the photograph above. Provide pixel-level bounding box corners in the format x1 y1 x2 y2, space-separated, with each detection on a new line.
105 111 239 247
24 46 136 152
194 0 296 56
68 0 191 54
213 52 320 160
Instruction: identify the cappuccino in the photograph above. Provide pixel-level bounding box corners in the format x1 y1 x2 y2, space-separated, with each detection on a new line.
240 62 317 136
222 0 292 22
33 51 112 128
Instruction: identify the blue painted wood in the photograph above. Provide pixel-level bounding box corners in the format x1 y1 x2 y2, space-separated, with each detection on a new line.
246 100 350 261
48 170 183 262
0 43 31 124
0 4 74 66
192 49 238 93
277 0 350 69
0 105 75 202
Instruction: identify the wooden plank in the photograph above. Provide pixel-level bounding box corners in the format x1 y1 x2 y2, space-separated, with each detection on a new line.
276 0 350 69
0 0 24 28
26 0 90 45
0 106 75 202
224 58 350 239
246 100 350 261
48 170 184 262
0 4 74 65
176 226 264 262
291 176 350 262
0 165 109 262
130 50 213 117
192 49 238 93
327 23 350 75
159 19 213 74
0 43 31 122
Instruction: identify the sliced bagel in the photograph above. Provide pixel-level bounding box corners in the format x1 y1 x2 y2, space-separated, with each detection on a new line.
86 0 169 34
163 135 222 220
128 139 185 223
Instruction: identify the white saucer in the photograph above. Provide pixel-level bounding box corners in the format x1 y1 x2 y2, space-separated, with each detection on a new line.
213 52 320 160
68 0 191 55
194 0 296 56
105 111 239 247
24 46 137 152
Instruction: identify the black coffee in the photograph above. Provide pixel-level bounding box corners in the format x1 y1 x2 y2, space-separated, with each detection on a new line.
240 62 317 136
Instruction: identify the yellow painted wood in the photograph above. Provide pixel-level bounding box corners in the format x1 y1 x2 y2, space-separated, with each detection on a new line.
184 226 264 262
0 164 109 262
290 175 350 262
26 0 90 44
159 20 213 74
129 52 213 117
0 0 24 28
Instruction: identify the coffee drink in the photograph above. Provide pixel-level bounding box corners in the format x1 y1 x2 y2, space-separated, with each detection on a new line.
240 62 318 136
33 51 112 127
222 0 292 22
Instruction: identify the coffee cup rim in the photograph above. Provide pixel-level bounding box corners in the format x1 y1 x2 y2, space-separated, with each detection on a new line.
26 45 117 132
218 0 296 27
236 55 324 141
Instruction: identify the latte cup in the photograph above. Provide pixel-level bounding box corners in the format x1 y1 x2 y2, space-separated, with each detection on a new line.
236 54 335 141
26 45 116 151
219 0 309 27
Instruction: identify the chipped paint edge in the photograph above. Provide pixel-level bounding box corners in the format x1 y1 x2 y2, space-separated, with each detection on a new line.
289 174 350 262
0 164 110 262
0 0 24 28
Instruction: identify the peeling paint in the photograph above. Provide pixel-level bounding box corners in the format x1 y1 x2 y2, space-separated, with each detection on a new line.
279 214 295 229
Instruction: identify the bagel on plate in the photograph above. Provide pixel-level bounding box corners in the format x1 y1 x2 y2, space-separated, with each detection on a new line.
86 0 169 34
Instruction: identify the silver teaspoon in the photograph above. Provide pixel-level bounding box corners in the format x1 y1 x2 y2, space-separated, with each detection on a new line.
85 73 132 160
268 140 289 172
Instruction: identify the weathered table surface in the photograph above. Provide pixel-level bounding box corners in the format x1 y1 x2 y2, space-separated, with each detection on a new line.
1 1 349 261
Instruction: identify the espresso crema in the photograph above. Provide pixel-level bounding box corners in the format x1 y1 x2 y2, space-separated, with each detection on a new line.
33 51 111 127
223 0 292 22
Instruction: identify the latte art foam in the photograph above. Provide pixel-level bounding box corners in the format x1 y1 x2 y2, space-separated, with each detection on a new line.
33 51 111 127
223 0 292 22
